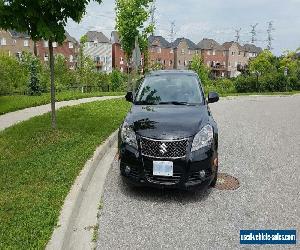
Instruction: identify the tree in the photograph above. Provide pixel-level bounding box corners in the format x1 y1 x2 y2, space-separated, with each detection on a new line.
189 56 211 86
249 50 276 76
0 0 102 128
115 0 154 89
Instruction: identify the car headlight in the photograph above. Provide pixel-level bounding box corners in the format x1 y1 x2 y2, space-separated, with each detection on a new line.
121 122 138 148
191 125 214 152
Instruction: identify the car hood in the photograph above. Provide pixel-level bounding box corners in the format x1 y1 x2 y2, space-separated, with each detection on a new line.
125 105 210 140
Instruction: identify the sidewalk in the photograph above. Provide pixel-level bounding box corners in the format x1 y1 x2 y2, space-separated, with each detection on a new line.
0 96 123 131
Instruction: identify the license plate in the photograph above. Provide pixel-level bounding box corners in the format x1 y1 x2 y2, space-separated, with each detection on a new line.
153 161 173 177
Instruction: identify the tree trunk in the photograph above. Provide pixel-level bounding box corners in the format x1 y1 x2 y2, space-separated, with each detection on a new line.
49 40 56 129
33 41 37 57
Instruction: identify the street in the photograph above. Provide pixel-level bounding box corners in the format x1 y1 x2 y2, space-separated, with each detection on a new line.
97 95 300 249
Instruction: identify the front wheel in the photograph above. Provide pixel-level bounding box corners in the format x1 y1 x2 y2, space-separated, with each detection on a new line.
210 165 218 187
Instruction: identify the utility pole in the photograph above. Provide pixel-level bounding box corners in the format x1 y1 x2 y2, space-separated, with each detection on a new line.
267 21 275 50
250 23 259 44
150 0 156 35
169 21 176 43
235 28 242 43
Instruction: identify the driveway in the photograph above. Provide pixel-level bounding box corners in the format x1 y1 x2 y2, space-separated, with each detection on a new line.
97 95 300 249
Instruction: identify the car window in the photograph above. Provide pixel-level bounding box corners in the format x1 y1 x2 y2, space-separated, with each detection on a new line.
135 74 204 105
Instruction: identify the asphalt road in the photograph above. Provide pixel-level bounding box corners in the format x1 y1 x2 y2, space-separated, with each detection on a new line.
97 95 300 249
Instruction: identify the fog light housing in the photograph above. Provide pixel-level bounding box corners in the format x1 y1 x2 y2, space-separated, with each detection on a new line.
199 170 206 179
125 166 131 175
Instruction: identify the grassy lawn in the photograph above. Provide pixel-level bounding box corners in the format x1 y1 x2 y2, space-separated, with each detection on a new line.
0 91 125 115
0 99 130 249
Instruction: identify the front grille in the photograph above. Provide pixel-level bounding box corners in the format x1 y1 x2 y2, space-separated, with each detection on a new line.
140 137 189 159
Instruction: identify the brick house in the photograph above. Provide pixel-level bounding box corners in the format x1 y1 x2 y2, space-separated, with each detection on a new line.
0 29 34 58
223 41 262 77
111 31 129 73
222 41 249 77
83 31 112 73
148 35 174 70
172 38 199 70
36 31 79 69
243 43 263 59
198 38 227 77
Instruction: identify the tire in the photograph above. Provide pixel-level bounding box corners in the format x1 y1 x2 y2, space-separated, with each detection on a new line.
210 165 218 187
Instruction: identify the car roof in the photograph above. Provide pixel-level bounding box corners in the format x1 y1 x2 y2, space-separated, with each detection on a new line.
148 70 198 77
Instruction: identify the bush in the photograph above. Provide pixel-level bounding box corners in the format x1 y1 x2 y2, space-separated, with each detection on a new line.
0 52 28 95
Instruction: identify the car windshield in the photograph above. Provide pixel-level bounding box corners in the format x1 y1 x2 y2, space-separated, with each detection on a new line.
135 74 203 105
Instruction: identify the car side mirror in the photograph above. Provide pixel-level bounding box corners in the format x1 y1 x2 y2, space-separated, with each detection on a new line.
208 92 219 104
125 92 133 103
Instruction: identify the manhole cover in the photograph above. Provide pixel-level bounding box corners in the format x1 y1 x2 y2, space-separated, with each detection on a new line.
215 173 240 190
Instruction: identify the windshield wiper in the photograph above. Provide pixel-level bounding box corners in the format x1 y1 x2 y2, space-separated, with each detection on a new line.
159 101 189 105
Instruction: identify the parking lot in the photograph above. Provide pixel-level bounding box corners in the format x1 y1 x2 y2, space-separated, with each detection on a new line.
97 95 300 249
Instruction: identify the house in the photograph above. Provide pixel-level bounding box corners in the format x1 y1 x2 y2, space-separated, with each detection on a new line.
243 43 263 58
172 38 199 70
0 29 34 58
83 31 112 73
36 31 79 69
111 31 129 73
198 38 227 77
222 41 249 77
148 35 174 70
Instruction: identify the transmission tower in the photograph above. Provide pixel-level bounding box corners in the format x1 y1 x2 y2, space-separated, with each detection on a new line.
150 0 156 35
250 23 259 44
235 28 242 43
267 21 275 50
169 21 176 43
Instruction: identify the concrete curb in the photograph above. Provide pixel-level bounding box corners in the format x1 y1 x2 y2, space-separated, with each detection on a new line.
46 130 118 250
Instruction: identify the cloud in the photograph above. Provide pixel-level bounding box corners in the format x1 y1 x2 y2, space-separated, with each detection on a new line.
66 0 300 55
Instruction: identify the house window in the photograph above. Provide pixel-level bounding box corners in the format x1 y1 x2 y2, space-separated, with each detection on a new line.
181 49 185 55
44 53 49 61
169 60 172 66
53 42 57 48
178 60 181 65
44 41 49 47
163 60 166 65
0 38 7 45
69 42 74 49
170 49 174 54
238 51 241 55
196 50 199 54
184 60 187 66
232 51 235 56
207 50 211 55
213 50 216 55
223 51 226 56
188 50 191 55
24 40 29 47
157 47 161 53
69 55 74 63
13 39 17 45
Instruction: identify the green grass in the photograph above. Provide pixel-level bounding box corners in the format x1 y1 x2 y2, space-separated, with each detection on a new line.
0 91 125 115
0 99 130 249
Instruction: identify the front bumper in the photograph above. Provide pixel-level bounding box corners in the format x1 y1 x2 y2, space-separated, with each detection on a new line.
119 142 217 191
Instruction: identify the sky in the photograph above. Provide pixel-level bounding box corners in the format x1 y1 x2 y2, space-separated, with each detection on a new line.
66 0 300 55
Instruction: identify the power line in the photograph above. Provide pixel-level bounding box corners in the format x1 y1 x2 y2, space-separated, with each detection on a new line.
250 23 259 44
267 21 275 50
169 21 176 43
150 0 156 35
234 28 242 43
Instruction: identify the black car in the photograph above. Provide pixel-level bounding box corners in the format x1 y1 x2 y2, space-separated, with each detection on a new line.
118 70 219 190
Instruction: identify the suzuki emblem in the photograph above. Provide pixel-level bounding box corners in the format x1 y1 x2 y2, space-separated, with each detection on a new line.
159 143 168 154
